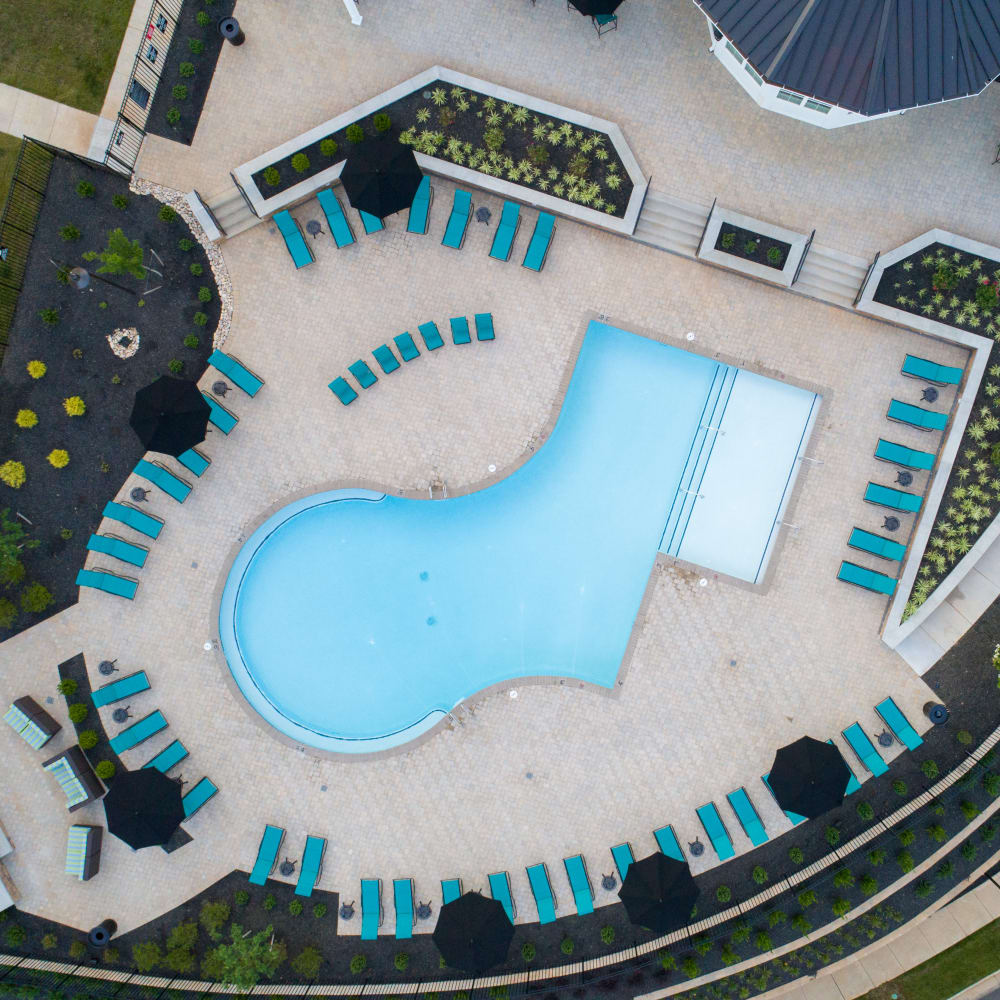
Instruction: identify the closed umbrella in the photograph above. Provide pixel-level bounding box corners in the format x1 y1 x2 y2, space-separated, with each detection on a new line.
103 768 184 849
340 142 423 219
432 892 513 973
129 376 210 457
767 736 852 819
569 0 624 15
619 853 698 934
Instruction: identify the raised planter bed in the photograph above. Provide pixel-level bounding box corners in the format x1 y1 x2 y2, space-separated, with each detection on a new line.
232 66 648 236
698 205 808 287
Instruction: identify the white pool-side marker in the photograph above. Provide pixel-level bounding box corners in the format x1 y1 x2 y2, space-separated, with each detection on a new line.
488 464 497 473
686 331 696 341
509 690 518 699
699 578 708 587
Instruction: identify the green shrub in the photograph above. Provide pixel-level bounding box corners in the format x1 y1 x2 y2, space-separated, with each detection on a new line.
198 286 212 302
755 931 772 953
921 759 939 779
898 828 915 847
977 281 999 310
57 678 77 696
76 181 95 198
184 334 200 349
189 262 203 277
291 946 322 979
234 890 249 906
193 312 208 325
172 84 189 100
857 801 874 821
373 112 392 133
263 166 280 186
4 924 24 946
832 869 854 889
60 225 81 242
721 231 736 250
312 903 327 918
0 461 26 489
936 860 955 879
693 934 711 955
78 730 98 750
825 825 840 847
349 953 367 974
982 822 998 842
768 909 786 927
168 359 184 375
291 153 310 173
961 799 980 820
720 944 739 966
262 893 276 910
744 240 758 255
788 846 804 865
791 913 812 935
520 940 536 962
897 850 914 873
320 138 338 158
67 702 87 724
716 885 731 902
868 847 887 866
681 957 699 979
188 38 204 54
933 264 958 290
0 597 15 629
95 760 115 780
767 246 783 265
41 933 57 950
926 823 947 843
658 949 676 971
797 889 817 909
560 936 574 955
752 866 768 885
859 874 878 896
730 919 751 944
63 396 86 417
196 11 211 26
394 952 409 971
893 779 907 796
527 143 549 166
484 128 504 151
957 729 973 745
984 774 1000 797
158 205 178 223
600 925 614 945
831 898 852 918
963 840 978 860
914 879 933 898
166 108 181 126
179 61 195 78
112 193 129 209
178 238 194 251
199 900 230 940
132 941 162 972
68 939 86 959
289 899 303 916
488 988 508 1000
39 308 59 326
346 123 364 143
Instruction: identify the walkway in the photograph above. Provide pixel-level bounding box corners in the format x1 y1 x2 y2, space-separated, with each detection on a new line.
0 82 98 158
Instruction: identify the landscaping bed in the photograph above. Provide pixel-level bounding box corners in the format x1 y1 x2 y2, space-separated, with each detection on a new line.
873 242 1000 620
57 652 123 783
0 154 217 640
146 0 236 146
713 223 789 271
251 82 633 218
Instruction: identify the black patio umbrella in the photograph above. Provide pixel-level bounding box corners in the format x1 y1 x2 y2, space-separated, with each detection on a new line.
432 891 514 973
569 0 625 15
767 735 852 819
619 853 699 935
129 376 211 457
340 142 424 219
103 768 184 850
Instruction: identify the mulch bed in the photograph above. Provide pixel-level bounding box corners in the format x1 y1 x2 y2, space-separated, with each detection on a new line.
714 223 790 271
145 0 236 146
252 82 633 218
0 153 217 641
56 652 123 779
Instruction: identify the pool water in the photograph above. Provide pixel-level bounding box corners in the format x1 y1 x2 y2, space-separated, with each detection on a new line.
219 321 818 752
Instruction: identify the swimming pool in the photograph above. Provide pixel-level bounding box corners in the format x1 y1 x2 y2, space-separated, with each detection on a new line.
219 321 818 752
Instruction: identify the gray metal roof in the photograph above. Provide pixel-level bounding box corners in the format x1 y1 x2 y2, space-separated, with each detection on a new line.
693 0 1000 115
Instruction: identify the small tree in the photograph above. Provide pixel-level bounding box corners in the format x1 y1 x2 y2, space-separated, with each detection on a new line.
0 508 38 575
291 946 322 979
210 924 286 991
0 598 16 628
21 582 53 613
90 228 146 279
132 941 163 972
199 900 231 941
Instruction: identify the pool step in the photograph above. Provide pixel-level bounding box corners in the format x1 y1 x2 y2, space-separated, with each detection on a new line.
632 192 712 257
792 243 870 310
659 364 737 557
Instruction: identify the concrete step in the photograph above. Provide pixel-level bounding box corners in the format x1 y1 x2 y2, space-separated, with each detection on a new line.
204 187 261 239
632 191 714 257
792 242 871 309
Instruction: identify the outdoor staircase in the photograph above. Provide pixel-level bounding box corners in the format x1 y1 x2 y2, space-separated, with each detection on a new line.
632 190 712 257
791 242 870 310
203 185 261 239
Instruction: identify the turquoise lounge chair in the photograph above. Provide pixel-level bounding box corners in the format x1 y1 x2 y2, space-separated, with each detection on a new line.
178 449 210 477
273 210 314 269
902 354 963 386
488 871 516 922
489 201 521 261
329 377 359 405
827 739 862 794
361 878 382 940
593 12 618 34
407 177 432 235
316 188 356 248
209 350 264 397
696 803 735 860
182 777 217 817
526 862 557 924
848 528 906 562
92 670 149 708
864 482 922 513
393 878 414 939
475 313 495 341
135 460 191 503
450 316 471 344
76 568 138 600
875 439 935 471
876 697 923 750
109 709 166 754
761 773 806 825
86 533 148 568
837 560 897 596
441 877 462 904
653 824 684 861
522 212 556 271
726 787 768 846
295 835 326 896
373 344 400 374
611 842 634 881
394 332 420 361
887 399 948 432
359 210 384 235
349 359 378 388
842 723 889 777
103 501 162 539
249 825 284 885
563 855 594 915
418 321 444 351
144 739 187 773
442 189 472 249
202 392 238 434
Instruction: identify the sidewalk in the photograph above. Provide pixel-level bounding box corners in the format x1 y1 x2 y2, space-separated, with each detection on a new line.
0 82 97 157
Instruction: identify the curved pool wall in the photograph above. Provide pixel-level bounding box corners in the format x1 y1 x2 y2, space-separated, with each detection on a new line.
219 321 819 753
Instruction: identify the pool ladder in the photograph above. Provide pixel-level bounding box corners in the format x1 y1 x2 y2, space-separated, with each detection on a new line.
429 480 449 500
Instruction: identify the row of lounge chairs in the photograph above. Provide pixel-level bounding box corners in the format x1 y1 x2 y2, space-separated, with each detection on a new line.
838 352 959 597
76 351 263 601
248 825 326 897
329 315 495 406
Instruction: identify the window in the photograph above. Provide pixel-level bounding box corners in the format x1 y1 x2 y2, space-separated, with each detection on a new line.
777 90 803 105
146 43 158 63
155 14 167 31
724 40 743 63
128 79 150 109
805 99 831 113
744 63 763 86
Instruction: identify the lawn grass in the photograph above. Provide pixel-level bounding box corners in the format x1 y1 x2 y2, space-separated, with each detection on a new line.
0 133 23 216
862 916 1000 1000
0 0 133 114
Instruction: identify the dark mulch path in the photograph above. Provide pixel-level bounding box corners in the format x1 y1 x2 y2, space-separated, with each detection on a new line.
253 82 633 218
714 222 790 271
0 154 217 640
56 652 123 778
145 0 236 146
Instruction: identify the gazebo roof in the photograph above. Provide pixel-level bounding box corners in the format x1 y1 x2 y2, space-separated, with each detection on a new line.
694 0 1000 116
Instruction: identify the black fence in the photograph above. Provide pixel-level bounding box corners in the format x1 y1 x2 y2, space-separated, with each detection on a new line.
103 0 184 175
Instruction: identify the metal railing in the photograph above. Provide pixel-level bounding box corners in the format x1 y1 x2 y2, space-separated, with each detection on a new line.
103 0 184 175
790 228 815 286
853 250 881 307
